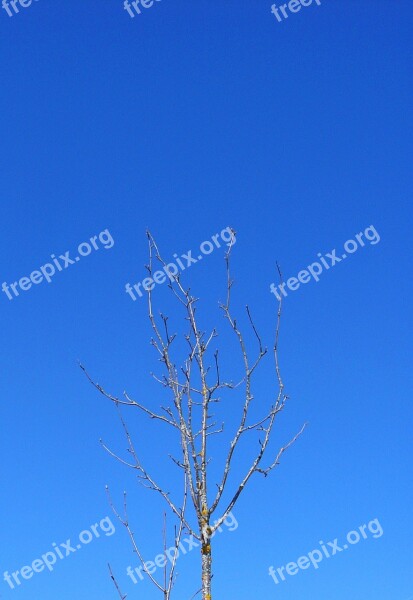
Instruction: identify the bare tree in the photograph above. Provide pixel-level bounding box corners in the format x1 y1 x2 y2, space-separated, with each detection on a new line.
81 229 306 600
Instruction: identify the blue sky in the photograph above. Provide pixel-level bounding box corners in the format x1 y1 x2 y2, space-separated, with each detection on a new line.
0 1 412 599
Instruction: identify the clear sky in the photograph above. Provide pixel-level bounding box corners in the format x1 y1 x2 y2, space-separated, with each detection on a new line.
0 1 412 599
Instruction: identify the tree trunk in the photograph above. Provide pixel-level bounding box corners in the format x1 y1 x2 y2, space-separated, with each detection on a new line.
201 543 212 600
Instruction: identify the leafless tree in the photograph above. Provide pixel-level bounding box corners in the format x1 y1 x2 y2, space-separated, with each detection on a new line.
81 229 306 600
